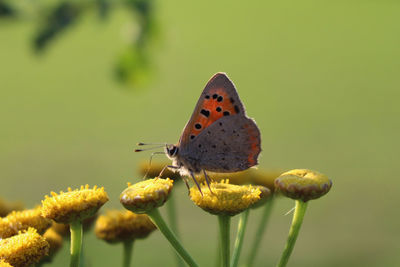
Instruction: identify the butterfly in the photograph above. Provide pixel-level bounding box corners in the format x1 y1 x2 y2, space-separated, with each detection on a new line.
161 73 261 192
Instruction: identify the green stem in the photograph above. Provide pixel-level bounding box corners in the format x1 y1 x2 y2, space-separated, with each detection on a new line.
70 220 83 267
231 209 250 267
123 240 134 267
147 208 199 267
166 190 184 267
276 200 308 267
246 196 275 267
218 215 231 267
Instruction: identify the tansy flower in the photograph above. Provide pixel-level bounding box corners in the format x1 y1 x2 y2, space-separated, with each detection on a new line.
120 178 199 267
0 198 23 217
0 206 51 239
95 210 156 243
0 227 49 267
120 178 173 214
190 180 263 216
275 169 332 267
41 185 108 267
274 169 332 202
41 185 109 223
138 161 181 180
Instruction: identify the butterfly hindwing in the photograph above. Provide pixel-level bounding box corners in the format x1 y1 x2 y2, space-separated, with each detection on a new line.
179 73 245 147
187 114 261 172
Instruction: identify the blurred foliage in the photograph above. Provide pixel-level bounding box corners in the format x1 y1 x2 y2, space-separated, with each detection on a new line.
0 0 158 88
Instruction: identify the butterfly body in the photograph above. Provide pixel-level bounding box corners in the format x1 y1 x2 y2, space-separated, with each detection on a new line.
165 73 261 179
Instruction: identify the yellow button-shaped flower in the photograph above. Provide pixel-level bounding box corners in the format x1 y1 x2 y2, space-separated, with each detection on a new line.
274 169 332 202
120 178 173 214
0 207 51 239
41 185 109 223
0 227 49 267
190 180 262 216
95 210 156 243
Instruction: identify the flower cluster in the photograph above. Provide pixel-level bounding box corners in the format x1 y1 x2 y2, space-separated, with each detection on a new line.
0 160 332 267
0 227 49 267
0 206 51 239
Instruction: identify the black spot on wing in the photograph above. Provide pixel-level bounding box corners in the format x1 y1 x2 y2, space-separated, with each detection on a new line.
200 109 210 117
216 107 222 112
195 123 202 129
212 94 218 99
223 111 230 116
234 105 240 113
217 96 223 102
205 95 210 99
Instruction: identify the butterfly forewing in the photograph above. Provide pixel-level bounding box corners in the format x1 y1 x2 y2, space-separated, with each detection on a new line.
178 73 246 147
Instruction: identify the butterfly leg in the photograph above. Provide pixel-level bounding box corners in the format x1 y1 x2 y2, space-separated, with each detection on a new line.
202 170 214 194
158 165 179 178
189 171 203 196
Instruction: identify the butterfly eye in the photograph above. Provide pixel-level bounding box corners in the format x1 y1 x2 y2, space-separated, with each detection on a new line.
167 146 178 156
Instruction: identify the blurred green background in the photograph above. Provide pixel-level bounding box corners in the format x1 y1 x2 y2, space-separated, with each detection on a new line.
1 0 399 266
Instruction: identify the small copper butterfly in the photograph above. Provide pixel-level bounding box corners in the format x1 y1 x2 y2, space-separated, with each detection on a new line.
162 73 261 191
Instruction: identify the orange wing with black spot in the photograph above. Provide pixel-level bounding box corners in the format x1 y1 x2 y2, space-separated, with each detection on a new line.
178 73 246 147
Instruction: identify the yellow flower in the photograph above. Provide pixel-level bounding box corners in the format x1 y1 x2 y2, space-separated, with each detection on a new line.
95 210 156 243
0 260 13 267
0 227 49 267
42 228 63 260
274 169 332 202
0 207 52 239
0 198 23 217
190 180 262 216
41 185 109 223
120 178 173 214
138 161 181 180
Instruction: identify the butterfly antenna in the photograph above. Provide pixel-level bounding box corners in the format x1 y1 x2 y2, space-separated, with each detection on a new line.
135 145 165 152
142 151 165 179
137 142 165 146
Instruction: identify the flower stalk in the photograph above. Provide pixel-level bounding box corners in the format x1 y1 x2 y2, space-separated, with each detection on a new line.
231 209 249 267
218 215 231 267
70 220 83 267
123 240 134 267
246 196 275 267
276 200 308 267
147 208 199 267
166 190 185 267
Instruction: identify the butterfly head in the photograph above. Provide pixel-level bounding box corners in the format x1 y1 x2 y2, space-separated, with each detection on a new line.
165 144 179 159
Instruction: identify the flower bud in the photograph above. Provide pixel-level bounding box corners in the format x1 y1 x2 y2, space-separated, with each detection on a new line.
120 178 173 214
274 169 332 202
